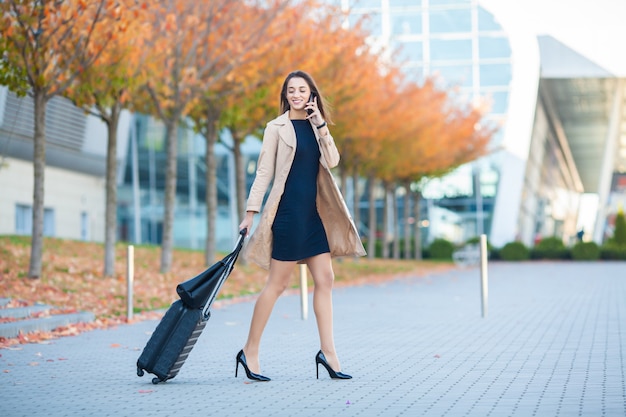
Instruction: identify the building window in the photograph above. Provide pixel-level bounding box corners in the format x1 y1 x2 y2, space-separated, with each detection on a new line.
430 39 472 61
479 36 511 59
479 63 512 87
429 9 472 33
81 211 89 241
389 0 419 7
431 64 473 87
391 11 422 35
478 7 502 31
402 67 425 85
43 208 55 237
430 0 471 5
15 204 55 237
483 91 510 114
350 12 382 37
393 40 423 63
15 204 31 235
349 0 381 7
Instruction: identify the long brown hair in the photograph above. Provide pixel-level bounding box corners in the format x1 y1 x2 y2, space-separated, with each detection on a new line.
279 70 332 124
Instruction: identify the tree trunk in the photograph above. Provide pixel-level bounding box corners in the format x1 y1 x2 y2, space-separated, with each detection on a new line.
367 174 376 259
160 119 178 273
103 105 121 277
232 130 246 225
381 180 390 259
352 168 360 235
204 110 219 266
403 180 411 260
414 190 423 260
392 183 400 259
340 166 348 197
28 90 46 279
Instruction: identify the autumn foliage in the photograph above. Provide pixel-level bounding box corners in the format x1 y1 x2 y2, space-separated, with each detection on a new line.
0 0 494 325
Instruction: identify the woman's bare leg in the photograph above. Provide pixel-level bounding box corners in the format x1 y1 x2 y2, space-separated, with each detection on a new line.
306 253 342 371
242 259 296 374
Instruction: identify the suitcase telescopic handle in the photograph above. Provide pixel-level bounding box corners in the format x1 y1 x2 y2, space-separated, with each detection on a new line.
199 229 247 318
233 227 247 255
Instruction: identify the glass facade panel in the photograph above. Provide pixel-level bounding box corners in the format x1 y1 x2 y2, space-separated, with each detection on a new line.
431 64 473 87
429 9 472 33
402 67 425 85
350 13 382 37
479 36 511 59
389 0 419 7
430 0 470 5
480 63 511 86
391 11 422 35
350 0 381 8
478 7 502 31
430 39 472 61
393 41 423 63
484 91 509 114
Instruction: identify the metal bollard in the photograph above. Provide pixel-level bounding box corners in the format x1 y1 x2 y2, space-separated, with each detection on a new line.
299 264 308 320
127 245 134 321
479 234 488 318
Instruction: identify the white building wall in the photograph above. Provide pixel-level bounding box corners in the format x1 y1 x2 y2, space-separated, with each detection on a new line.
0 157 106 241
481 2 541 246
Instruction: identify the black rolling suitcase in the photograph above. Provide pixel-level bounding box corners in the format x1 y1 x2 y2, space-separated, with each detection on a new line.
136 229 246 384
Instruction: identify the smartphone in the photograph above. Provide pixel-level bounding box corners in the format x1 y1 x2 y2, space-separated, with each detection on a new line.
306 93 315 115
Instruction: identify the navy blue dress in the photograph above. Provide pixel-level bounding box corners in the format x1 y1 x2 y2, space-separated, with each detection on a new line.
271 120 330 261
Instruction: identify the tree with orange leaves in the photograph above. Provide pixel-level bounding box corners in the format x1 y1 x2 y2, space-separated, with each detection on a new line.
378 80 494 260
183 0 292 267
141 0 290 271
65 0 150 277
220 1 373 232
0 0 127 278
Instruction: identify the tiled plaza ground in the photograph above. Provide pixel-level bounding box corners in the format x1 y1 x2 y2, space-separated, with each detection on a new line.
2 262 625 416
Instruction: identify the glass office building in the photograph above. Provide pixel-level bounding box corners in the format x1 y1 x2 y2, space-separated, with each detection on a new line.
116 115 260 251
333 0 626 247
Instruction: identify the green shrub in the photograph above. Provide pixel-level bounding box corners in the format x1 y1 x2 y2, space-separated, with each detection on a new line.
499 241 530 261
571 241 600 261
531 236 569 260
427 238 455 260
600 243 626 260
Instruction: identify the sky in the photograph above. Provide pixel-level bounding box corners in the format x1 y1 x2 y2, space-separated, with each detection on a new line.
481 0 626 75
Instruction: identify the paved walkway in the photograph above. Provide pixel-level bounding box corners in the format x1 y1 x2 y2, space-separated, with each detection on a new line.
1 262 625 416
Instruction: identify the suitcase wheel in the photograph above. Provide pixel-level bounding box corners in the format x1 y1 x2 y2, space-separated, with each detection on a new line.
152 377 163 385
137 366 144 377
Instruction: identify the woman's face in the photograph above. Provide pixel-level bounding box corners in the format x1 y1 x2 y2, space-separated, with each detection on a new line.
286 77 311 113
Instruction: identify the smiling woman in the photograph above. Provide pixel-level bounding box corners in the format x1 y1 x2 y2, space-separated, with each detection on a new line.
236 70 365 382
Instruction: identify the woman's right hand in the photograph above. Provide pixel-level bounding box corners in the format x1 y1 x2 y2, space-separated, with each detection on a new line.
239 211 255 236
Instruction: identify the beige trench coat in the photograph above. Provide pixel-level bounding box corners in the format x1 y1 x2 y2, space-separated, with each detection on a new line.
242 111 366 270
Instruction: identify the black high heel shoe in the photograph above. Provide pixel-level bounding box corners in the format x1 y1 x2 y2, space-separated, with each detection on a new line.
235 349 271 382
315 350 352 380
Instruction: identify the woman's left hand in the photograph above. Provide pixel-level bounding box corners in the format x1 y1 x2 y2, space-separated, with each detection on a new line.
305 96 324 126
